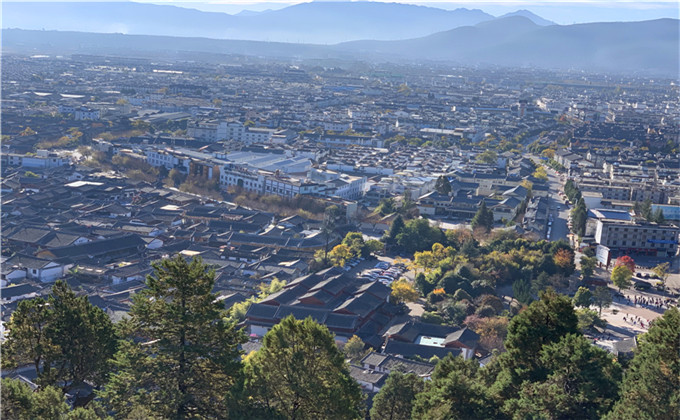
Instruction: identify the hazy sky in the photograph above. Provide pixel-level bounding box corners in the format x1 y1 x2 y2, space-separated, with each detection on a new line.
3 0 679 24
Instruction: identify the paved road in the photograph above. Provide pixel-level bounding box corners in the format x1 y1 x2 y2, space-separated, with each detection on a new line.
543 164 570 242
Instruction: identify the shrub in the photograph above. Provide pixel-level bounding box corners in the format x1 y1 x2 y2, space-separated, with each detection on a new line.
421 312 444 325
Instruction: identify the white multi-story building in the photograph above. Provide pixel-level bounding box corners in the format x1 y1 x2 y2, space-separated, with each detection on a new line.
75 107 101 121
308 168 366 200
595 219 679 259
264 176 321 198
2 152 70 169
220 165 265 194
145 149 181 170
187 120 279 144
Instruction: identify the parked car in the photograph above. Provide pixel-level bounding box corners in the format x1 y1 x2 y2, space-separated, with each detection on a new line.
634 281 652 291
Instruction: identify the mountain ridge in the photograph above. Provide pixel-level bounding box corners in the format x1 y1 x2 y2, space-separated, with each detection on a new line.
2 17 677 76
1 1 496 44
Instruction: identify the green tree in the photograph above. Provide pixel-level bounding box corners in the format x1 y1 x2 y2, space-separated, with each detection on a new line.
1 378 103 420
570 198 587 237
321 206 337 264
395 218 445 254
512 276 533 305
30 385 72 420
329 244 353 267
377 198 396 216
434 175 452 195
573 286 593 308
412 355 499 419
476 150 498 164
592 286 612 316
611 265 633 292
604 307 680 420
653 262 670 290
365 239 385 256
2 298 57 379
244 316 363 419
580 255 597 279
3 282 116 390
637 199 653 220
343 335 366 360
1 377 36 419
491 289 579 408
576 308 606 333
342 232 367 258
513 334 621 420
652 208 666 224
386 214 405 244
101 256 245 419
471 200 494 233
47 280 118 389
370 371 424 420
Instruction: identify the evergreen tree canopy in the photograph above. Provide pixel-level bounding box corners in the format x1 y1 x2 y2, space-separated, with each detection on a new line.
491 289 579 407
3 281 116 390
387 215 405 244
512 333 622 420
434 175 452 195
101 255 245 419
244 315 363 420
412 355 499 419
604 307 680 420
370 371 424 420
471 200 494 232
395 218 446 254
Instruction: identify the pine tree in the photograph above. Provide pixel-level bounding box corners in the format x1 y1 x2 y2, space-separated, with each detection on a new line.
513 334 621 419
653 208 665 224
412 355 498 419
244 316 363 419
2 297 57 379
490 289 579 409
48 280 118 389
434 175 452 195
387 214 405 244
371 372 424 420
101 255 245 419
604 307 680 420
3 281 116 390
471 200 494 232
571 198 587 237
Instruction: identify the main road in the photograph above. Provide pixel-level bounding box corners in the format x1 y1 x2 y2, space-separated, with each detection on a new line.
532 156 571 243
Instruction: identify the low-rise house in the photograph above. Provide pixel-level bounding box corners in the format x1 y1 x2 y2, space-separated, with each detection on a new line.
1 283 40 303
4 254 68 283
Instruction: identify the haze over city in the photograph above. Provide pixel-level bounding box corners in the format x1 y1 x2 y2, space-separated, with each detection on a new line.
1 1 679 419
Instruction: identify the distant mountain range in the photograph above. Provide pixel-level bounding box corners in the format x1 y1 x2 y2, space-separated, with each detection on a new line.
498 10 555 26
4 16 677 76
2 1 557 44
336 16 679 75
3 1 496 44
2 2 677 76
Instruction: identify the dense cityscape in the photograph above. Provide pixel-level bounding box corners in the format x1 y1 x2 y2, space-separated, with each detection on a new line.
1 4 679 418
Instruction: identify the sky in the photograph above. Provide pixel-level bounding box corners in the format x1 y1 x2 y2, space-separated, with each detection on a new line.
3 0 679 24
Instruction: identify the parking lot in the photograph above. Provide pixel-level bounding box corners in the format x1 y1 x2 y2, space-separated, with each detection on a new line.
342 255 412 286
355 260 409 286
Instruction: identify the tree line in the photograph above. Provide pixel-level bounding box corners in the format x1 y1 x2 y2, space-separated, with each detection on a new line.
3 255 678 419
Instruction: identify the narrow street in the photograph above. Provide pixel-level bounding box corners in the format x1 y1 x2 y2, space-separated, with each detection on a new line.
538 158 570 242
